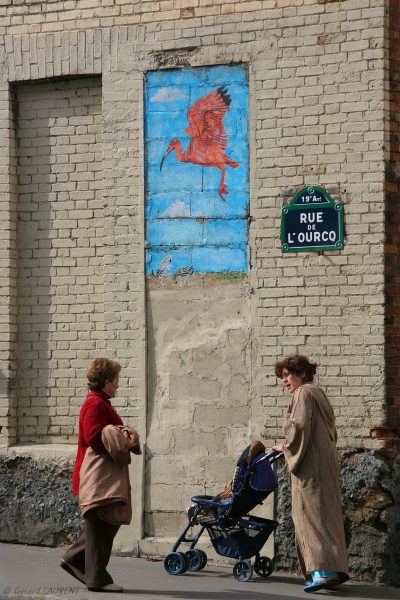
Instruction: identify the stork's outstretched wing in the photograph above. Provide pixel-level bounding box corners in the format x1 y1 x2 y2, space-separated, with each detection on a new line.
185 86 231 150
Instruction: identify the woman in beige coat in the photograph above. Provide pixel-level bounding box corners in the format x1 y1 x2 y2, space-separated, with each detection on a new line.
272 354 349 593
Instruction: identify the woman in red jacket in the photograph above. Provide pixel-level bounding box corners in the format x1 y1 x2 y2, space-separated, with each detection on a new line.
61 358 125 592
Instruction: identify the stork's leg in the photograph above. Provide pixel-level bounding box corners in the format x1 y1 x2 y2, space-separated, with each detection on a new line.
217 166 228 201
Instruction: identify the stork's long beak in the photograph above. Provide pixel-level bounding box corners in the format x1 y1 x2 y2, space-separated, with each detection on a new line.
160 146 173 171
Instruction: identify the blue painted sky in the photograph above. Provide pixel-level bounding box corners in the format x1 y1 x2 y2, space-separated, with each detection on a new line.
145 64 249 276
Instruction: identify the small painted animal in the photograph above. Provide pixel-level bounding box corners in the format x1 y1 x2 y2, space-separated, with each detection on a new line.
172 266 194 284
153 254 172 281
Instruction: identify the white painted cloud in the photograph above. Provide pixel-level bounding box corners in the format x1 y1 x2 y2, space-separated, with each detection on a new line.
161 201 191 218
150 88 186 104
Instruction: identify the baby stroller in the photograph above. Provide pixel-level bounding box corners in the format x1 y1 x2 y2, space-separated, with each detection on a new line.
164 442 282 582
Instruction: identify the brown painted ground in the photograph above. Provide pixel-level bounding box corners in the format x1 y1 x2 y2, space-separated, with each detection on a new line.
146 273 248 291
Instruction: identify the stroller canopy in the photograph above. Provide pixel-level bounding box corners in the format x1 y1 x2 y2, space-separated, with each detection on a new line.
232 441 278 496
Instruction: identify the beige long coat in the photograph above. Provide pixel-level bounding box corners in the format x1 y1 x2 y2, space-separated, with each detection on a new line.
282 383 348 577
79 425 134 525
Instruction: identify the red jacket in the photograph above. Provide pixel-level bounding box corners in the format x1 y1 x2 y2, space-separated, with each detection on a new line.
72 390 123 496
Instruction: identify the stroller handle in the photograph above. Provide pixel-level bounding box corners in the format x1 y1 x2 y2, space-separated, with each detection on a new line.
248 449 283 468
264 450 284 463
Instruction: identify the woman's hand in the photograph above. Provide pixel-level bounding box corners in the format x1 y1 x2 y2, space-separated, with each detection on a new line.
272 444 283 452
120 426 142 455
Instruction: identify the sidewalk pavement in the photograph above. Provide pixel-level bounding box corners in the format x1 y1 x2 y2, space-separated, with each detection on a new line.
0 543 399 600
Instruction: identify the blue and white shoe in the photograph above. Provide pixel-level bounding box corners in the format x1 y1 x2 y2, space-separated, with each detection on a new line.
304 571 341 593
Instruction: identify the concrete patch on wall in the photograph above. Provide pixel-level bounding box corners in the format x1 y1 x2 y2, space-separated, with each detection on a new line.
145 281 251 537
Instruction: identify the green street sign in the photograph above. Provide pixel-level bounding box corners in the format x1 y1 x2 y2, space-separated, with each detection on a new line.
281 186 345 253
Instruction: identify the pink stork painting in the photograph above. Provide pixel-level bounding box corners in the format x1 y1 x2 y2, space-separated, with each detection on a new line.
160 86 239 200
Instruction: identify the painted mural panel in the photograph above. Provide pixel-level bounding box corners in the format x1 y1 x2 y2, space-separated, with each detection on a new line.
145 65 249 281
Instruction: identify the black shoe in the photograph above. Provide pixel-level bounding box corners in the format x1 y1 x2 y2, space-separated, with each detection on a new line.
87 583 123 592
60 559 86 584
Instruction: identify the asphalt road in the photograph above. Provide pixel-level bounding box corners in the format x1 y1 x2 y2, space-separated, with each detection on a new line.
0 543 398 600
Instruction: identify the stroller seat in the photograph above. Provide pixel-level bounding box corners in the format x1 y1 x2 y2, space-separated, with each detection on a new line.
164 441 283 582
187 495 231 525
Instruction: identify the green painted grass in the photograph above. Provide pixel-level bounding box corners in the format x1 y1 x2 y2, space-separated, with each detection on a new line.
213 271 247 281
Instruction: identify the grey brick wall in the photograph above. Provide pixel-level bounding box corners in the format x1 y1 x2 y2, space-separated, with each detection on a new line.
0 0 388 449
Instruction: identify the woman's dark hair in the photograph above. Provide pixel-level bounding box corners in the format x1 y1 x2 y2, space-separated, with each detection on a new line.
274 354 317 383
87 358 121 391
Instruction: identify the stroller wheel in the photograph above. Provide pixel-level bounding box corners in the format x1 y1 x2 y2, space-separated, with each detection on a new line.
164 552 189 576
254 556 274 578
198 550 208 570
233 560 253 582
185 549 207 572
